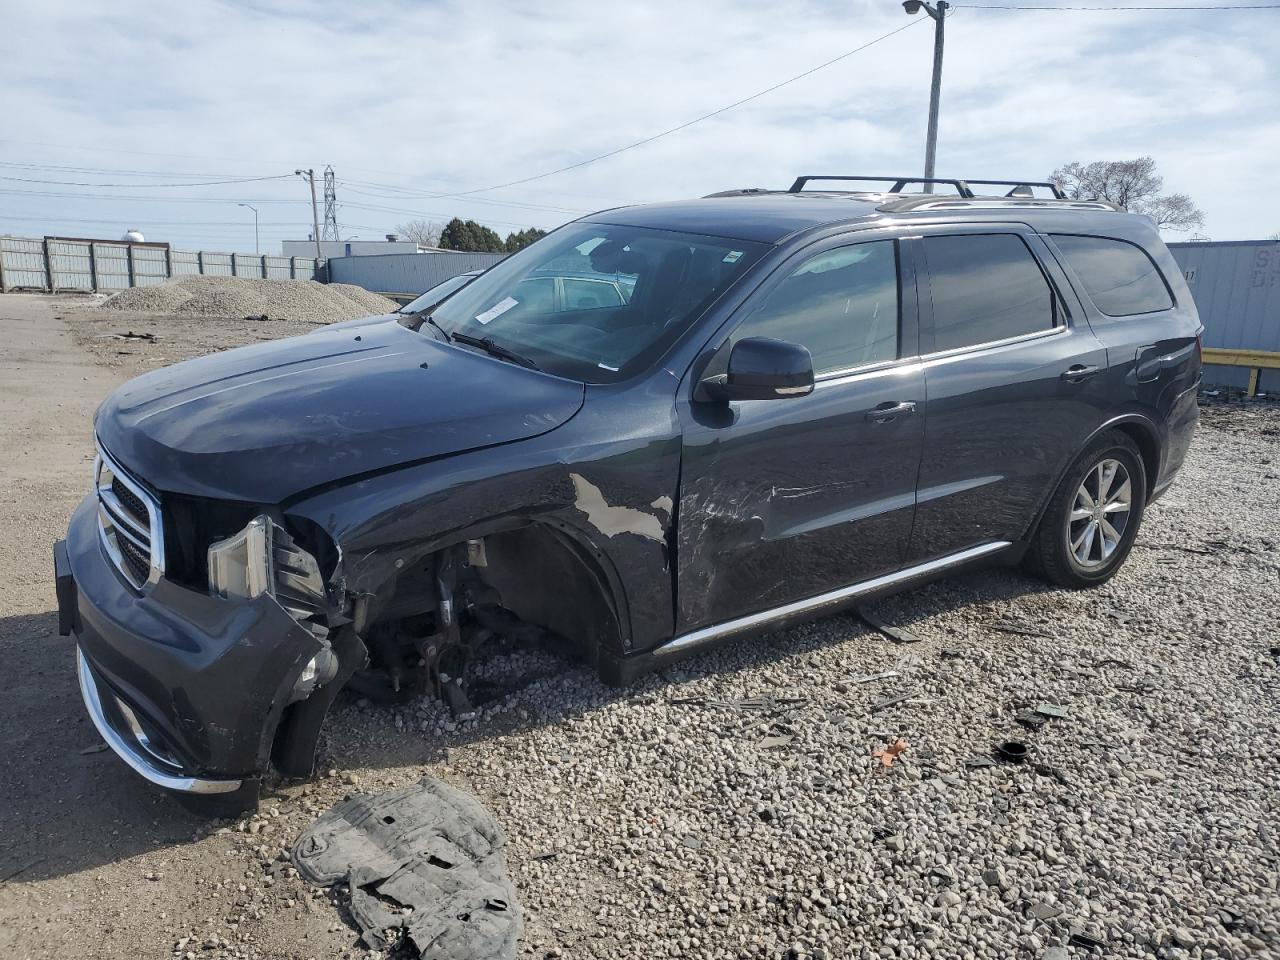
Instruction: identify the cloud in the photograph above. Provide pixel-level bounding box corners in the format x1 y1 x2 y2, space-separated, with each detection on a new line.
0 0 1275 247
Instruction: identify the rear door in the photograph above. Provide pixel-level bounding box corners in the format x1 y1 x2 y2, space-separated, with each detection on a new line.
1044 232 1202 493
907 226 1111 562
675 232 926 632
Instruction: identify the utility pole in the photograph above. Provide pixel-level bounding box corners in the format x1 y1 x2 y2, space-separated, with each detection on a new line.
238 203 259 255
295 168 323 260
902 0 949 193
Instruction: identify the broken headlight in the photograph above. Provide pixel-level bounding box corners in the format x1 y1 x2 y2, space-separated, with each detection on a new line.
208 516 328 626
207 515 273 600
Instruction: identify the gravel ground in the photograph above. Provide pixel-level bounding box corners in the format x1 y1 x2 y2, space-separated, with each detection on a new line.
100 276 397 322
1 294 1277 960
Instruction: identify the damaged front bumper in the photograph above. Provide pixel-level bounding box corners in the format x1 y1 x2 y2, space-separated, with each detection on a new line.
57 494 326 794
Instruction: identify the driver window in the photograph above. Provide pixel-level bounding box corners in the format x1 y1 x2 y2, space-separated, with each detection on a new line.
732 240 900 376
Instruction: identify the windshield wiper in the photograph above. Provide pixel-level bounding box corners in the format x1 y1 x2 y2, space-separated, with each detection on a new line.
451 332 540 370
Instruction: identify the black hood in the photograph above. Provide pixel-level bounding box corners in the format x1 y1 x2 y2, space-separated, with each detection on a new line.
95 322 585 503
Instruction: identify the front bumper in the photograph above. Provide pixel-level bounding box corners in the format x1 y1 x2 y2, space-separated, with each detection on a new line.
57 494 324 793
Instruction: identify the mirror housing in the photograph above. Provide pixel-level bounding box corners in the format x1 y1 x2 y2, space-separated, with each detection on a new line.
700 337 815 402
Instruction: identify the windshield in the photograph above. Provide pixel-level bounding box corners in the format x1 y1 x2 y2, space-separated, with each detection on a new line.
426 222 767 382
397 272 479 314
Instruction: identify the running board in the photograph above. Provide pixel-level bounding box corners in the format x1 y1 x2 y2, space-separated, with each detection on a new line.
655 541 1011 658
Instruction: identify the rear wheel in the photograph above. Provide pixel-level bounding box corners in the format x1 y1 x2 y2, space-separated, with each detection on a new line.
1029 431 1147 589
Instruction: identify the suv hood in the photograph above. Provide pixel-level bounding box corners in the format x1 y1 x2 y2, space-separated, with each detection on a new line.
95 322 585 503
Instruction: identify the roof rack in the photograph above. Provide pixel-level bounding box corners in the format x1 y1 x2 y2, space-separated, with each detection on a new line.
788 175 1067 201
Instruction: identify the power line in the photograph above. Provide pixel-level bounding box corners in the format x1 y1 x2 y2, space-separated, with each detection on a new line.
0 173 295 188
448 18 927 197
956 3 1279 9
339 180 590 215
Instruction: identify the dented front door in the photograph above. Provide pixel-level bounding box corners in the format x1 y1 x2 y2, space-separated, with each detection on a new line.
673 233 925 634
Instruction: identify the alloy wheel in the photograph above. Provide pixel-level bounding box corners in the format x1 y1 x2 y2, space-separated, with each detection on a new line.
1067 458 1132 569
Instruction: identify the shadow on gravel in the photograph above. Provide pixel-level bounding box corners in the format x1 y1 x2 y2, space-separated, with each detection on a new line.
0 610 209 886
0 566 1053 884
323 565 1057 771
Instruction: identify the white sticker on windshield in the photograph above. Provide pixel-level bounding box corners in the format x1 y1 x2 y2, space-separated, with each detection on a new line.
474 296 519 325
723 250 744 263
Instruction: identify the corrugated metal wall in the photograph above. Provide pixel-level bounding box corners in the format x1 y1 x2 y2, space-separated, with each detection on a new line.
327 251 505 295
1169 240 1280 391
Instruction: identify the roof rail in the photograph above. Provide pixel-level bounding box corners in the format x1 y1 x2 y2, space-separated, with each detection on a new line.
963 179 1066 200
790 175 972 197
788 175 1067 201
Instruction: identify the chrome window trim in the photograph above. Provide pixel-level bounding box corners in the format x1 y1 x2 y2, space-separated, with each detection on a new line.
654 541 1011 658
95 441 165 588
815 354 923 386
919 323 1067 366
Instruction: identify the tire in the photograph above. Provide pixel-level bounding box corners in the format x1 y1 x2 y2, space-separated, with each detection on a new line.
1028 430 1147 589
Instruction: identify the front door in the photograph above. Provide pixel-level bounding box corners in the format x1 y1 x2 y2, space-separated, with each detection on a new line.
675 234 926 633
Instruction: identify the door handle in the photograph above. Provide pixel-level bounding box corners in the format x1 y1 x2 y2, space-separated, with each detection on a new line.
1060 364 1101 382
866 401 917 423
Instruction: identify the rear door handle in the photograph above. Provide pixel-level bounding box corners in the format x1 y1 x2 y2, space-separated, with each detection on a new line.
866 401 917 423
1061 364 1101 382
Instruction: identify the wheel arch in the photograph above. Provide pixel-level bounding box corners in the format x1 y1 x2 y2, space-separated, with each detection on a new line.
1024 412 1161 541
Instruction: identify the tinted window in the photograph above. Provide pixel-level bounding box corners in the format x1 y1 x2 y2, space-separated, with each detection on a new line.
1051 234 1173 316
732 240 899 376
923 234 1056 352
429 223 766 382
563 278 625 310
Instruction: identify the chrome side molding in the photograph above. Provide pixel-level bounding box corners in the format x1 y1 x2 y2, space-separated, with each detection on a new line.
655 541 1012 658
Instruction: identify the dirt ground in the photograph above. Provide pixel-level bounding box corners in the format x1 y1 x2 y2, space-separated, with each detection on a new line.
1 293 1277 960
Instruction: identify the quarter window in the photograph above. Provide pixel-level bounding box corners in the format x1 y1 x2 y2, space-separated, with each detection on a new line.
732 240 900 376
923 234 1057 352
1050 234 1173 317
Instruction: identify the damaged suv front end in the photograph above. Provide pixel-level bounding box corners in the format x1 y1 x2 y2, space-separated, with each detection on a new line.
57 443 353 802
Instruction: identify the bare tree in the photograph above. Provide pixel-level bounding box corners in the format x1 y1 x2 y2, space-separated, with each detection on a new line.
1049 157 1205 232
393 219 444 247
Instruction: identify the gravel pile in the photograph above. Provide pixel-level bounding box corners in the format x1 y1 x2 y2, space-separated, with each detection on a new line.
99 276 396 323
308 407 1280 960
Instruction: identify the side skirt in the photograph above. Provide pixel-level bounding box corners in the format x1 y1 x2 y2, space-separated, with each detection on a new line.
630 540 1013 672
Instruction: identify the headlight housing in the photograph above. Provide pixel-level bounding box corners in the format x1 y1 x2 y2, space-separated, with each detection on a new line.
207 516 274 601
208 515 328 625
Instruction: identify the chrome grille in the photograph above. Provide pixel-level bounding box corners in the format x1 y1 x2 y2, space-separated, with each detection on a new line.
95 444 164 589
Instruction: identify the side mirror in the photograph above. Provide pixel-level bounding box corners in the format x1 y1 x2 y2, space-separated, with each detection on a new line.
700 337 815 402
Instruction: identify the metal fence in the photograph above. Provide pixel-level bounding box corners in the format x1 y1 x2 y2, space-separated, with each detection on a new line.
327 251 505 296
1169 239 1280 391
0 235 320 293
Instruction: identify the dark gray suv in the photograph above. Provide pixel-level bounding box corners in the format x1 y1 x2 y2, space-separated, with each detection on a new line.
55 175 1201 809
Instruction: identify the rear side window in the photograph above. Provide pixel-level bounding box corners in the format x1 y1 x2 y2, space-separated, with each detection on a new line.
1050 234 1173 317
731 240 899 376
923 234 1057 352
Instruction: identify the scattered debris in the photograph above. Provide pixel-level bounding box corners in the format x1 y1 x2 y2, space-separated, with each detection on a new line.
870 692 914 713
883 834 906 852
1034 703 1068 719
989 620 1054 640
1068 931 1106 949
758 735 794 750
995 741 1031 764
858 607 921 644
940 646 967 659
293 777 521 958
1034 763 1071 787
872 738 908 768
78 742 110 755
1096 656 1135 670
530 850 559 862
965 755 997 770
1026 902 1064 921
1015 710 1050 730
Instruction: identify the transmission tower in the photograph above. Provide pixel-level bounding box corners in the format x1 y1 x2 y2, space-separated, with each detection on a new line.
320 165 340 241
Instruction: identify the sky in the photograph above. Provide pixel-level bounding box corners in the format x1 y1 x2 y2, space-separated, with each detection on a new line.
2 0 1277 253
